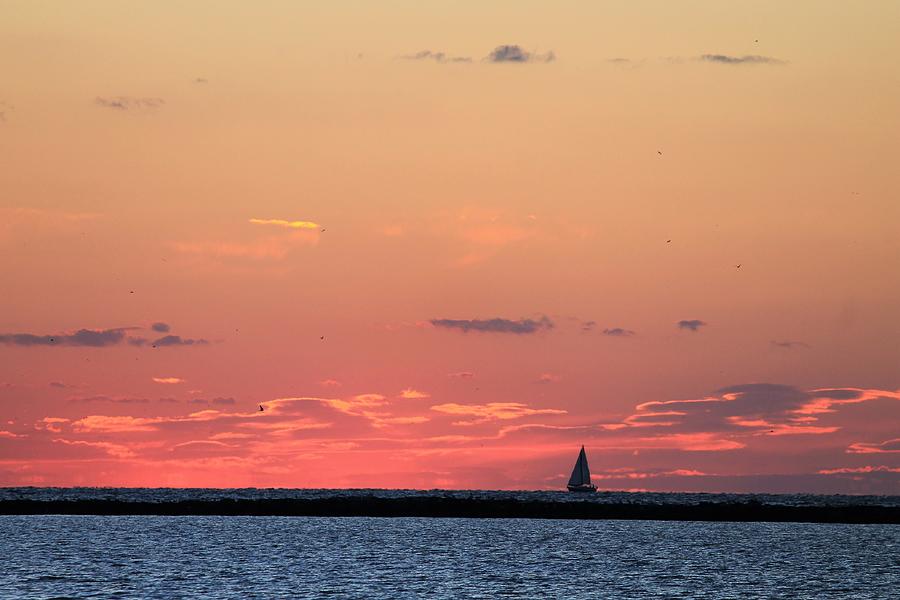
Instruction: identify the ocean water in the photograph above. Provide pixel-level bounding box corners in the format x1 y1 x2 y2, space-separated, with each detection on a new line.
2 515 897 599
2 486 898 507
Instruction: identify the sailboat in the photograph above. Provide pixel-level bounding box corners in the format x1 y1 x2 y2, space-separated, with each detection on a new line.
566 445 597 492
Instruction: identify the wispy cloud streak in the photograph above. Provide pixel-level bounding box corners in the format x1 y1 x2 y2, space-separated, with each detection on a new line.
95 96 164 110
699 54 785 65
401 50 471 63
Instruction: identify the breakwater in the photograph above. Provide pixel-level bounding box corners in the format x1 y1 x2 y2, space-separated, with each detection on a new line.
2 496 897 523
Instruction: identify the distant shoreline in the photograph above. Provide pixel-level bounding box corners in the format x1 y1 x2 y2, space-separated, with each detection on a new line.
2 497 897 524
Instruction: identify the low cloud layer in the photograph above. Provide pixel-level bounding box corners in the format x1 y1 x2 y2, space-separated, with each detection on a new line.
3 383 897 491
430 316 553 334
486 45 555 63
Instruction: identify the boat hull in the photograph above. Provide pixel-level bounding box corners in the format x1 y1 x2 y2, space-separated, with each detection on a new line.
567 484 597 493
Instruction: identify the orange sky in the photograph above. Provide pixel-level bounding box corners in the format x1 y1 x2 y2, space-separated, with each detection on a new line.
1 1 898 492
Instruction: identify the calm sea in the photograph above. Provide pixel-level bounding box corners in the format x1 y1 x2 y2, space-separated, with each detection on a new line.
2 514 897 599
2 487 898 506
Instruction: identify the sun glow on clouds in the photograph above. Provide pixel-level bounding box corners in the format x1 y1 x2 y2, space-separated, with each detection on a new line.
171 234 316 260
249 219 321 230
169 218 322 262
152 377 183 384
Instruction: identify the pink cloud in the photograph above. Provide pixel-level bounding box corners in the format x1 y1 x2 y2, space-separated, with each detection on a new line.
593 468 708 480
431 402 567 425
71 415 159 433
53 438 135 458
818 465 900 475
37 417 69 433
847 438 900 454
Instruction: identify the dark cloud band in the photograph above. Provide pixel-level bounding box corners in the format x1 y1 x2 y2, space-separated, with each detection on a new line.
0 328 131 347
602 327 636 337
486 45 555 63
430 316 554 334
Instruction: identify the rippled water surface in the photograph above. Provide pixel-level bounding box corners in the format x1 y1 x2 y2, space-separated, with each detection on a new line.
2 516 897 599
2 486 898 506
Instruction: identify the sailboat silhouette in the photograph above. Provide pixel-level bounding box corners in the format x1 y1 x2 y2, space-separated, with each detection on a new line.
566 445 597 492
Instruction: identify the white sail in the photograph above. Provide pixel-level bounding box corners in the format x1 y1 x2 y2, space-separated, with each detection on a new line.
567 446 591 487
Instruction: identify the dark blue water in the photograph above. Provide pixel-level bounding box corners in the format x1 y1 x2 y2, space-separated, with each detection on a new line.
2 486 898 507
2 515 897 599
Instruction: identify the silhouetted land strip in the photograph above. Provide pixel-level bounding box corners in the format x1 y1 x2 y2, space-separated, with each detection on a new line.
1 497 897 523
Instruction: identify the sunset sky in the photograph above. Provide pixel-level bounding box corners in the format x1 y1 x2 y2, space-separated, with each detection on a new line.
1 1 898 493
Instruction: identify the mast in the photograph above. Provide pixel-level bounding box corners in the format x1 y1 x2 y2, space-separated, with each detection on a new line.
579 446 591 485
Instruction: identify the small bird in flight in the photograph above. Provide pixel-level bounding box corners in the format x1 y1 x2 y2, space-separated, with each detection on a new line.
735 264 742 269
666 239 672 244
258 405 264 412
657 150 663 155
320 335 325 340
